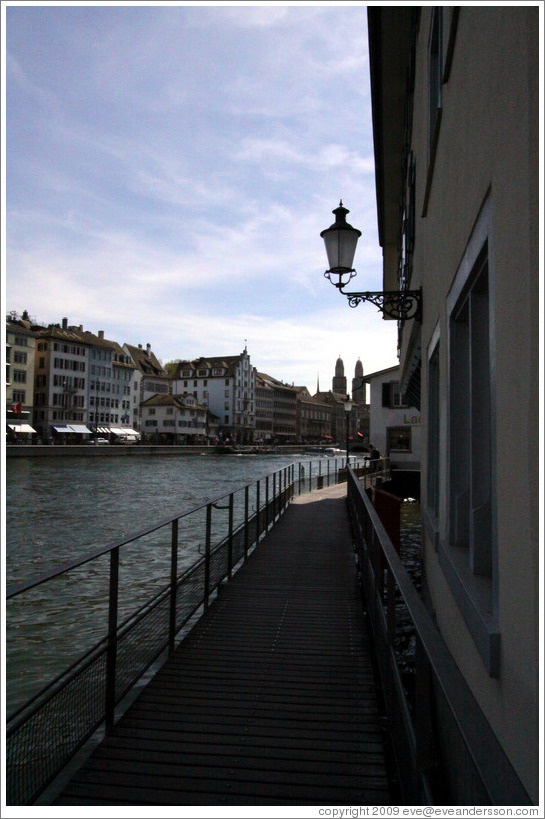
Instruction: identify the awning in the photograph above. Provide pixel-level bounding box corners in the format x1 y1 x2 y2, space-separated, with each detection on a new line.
68 425 92 434
96 427 110 434
109 427 126 435
8 423 37 433
53 426 72 433
111 427 140 437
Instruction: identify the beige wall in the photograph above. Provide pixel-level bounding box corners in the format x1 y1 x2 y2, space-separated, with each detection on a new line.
409 7 538 800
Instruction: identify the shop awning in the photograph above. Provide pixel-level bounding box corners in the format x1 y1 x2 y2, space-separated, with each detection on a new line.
96 427 110 434
68 425 92 434
8 423 37 433
111 427 140 437
53 426 72 433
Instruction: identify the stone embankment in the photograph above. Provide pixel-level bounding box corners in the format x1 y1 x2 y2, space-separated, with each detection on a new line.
6 444 308 458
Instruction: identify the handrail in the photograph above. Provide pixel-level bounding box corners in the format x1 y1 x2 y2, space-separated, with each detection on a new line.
6 482 259 600
346 468 531 806
6 455 369 805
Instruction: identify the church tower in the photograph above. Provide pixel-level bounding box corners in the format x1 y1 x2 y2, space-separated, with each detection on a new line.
352 358 365 403
332 355 347 395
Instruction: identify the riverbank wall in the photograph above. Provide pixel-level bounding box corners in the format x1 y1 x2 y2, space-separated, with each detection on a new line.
6 444 309 458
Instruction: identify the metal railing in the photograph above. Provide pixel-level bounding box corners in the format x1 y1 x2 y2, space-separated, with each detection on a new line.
346 468 531 806
5 455 368 805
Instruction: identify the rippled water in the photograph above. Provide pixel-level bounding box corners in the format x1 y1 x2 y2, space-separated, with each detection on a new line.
5 451 345 713
6 453 419 715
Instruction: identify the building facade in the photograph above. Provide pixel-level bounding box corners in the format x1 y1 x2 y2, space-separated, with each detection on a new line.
124 343 170 433
295 387 331 443
33 319 90 442
365 365 421 472
172 348 255 444
368 6 538 802
140 393 207 444
256 372 297 443
6 311 39 440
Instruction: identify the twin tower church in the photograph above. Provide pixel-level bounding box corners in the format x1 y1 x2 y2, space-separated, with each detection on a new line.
330 356 366 404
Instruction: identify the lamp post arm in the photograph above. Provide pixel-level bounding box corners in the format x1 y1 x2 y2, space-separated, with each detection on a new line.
339 286 422 322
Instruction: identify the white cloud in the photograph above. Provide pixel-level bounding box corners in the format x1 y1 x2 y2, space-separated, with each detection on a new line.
6 4 395 395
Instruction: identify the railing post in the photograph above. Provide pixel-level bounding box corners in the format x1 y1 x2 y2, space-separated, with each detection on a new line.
386 568 396 645
256 480 261 544
265 475 269 530
105 546 119 733
244 485 249 561
273 471 277 520
228 493 234 579
415 637 434 779
327 458 330 487
169 519 178 654
204 503 212 610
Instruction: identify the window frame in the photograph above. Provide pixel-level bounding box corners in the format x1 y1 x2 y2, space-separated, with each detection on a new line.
440 194 500 676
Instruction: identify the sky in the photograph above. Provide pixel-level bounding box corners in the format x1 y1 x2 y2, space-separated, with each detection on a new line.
3 0 400 394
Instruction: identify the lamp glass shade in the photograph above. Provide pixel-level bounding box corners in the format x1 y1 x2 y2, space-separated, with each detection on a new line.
344 396 353 413
320 202 361 273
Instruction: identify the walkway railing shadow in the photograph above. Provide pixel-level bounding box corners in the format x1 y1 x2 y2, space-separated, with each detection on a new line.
6 455 370 806
346 468 531 806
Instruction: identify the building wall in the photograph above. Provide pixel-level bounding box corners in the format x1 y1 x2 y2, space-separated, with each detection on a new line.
406 7 538 799
6 321 36 424
368 369 421 471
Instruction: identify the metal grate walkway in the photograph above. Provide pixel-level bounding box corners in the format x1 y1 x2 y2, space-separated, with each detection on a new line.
54 483 393 806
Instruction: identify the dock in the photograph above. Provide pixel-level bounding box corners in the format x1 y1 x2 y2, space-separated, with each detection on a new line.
52 482 393 806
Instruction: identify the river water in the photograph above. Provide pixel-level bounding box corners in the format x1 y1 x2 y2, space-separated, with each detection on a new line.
5 452 421 715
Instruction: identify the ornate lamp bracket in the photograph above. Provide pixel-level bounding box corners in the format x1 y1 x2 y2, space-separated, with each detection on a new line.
342 287 422 321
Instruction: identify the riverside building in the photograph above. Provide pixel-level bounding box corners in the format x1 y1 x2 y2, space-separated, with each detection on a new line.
367 6 538 802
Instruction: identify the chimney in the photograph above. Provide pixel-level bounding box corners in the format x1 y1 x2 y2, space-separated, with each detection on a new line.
98 330 104 339
146 343 151 356
62 317 68 329
138 344 142 349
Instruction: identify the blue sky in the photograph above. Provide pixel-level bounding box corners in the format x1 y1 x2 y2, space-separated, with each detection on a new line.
3 1 399 393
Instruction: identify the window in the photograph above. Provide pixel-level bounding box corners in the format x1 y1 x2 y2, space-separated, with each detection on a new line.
387 427 411 451
427 340 440 523
14 351 27 364
428 7 443 161
382 381 408 407
13 370 27 383
423 7 445 215
442 195 499 676
449 248 491 573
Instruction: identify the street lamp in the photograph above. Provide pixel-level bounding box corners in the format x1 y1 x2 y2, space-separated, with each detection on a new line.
321 201 422 321
344 394 353 468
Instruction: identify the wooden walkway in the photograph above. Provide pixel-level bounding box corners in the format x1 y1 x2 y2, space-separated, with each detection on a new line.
54 483 393 806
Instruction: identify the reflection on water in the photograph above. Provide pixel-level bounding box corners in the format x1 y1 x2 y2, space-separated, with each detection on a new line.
395 500 422 701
